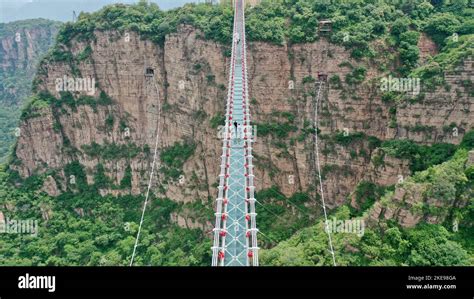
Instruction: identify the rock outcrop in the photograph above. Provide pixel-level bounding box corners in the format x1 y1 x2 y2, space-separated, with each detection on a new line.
11 26 473 225
0 19 59 106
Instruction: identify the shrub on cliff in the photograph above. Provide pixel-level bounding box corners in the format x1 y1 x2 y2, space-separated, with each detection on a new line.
424 13 461 46
381 139 457 172
160 142 196 180
0 165 211 266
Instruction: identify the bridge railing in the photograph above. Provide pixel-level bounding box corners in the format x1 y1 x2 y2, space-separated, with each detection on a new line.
211 0 240 266
212 0 258 267
240 1 258 266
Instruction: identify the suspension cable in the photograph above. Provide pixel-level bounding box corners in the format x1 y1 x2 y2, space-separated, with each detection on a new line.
314 81 337 266
129 78 162 266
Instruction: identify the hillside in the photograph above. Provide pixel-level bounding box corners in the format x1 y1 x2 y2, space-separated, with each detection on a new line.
0 0 472 266
0 19 60 163
261 136 474 265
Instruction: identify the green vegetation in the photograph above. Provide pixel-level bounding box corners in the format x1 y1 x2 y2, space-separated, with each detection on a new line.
381 91 398 103
120 165 133 189
258 122 298 139
61 91 113 111
262 146 473 266
160 141 196 180
302 75 316 84
329 74 342 89
209 114 225 129
256 111 297 139
64 161 88 192
19 91 54 120
256 186 315 247
397 31 420 74
0 166 210 266
351 181 389 216
345 67 366 85
261 205 470 266
81 141 146 160
179 200 214 224
0 19 59 39
262 129 474 265
333 131 365 146
48 1 234 48
42 0 472 63
424 12 462 46
0 107 21 164
381 138 458 172
317 131 373 158
248 0 472 77
20 91 114 122
0 19 60 162
410 34 473 91
1 0 473 267
12 0 471 162
248 0 471 65
76 45 93 61
94 163 109 189
460 130 474 149
105 114 114 130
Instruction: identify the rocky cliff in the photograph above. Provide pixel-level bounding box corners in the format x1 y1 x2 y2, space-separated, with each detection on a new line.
0 19 60 106
0 19 60 163
11 24 473 228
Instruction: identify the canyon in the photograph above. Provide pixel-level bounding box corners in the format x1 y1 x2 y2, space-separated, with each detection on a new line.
10 25 473 230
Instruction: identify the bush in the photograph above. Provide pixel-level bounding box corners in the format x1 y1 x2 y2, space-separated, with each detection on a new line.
64 161 88 190
209 114 224 129
381 92 397 103
353 181 386 215
334 131 365 146
382 139 457 172
345 67 366 85
424 13 461 46
120 165 132 188
460 130 474 149
257 122 297 139
398 31 420 73
367 136 382 150
302 76 316 84
391 18 410 38
77 45 92 61
329 75 342 88
81 142 145 160
94 163 109 189
160 142 196 180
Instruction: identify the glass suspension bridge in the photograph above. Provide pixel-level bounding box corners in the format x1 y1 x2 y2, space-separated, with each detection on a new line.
211 0 259 267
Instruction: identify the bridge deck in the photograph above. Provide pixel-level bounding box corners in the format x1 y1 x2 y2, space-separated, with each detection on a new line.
211 0 258 267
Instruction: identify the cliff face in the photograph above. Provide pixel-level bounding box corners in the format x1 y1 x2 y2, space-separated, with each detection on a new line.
12 26 473 227
396 58 473 143
0 19 59 106
0 19 60 163
368 148 474 228
14 27 230 210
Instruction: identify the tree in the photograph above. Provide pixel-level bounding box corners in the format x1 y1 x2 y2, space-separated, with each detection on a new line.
120 165 132 189
406 224 469 265
391 18 409 38
424 13 461 46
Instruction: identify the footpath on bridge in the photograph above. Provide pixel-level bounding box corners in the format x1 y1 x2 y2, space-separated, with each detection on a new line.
211 0 258 267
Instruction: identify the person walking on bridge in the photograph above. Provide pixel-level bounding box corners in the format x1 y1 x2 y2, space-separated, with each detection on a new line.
233 121 238 138
234 32 240 44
